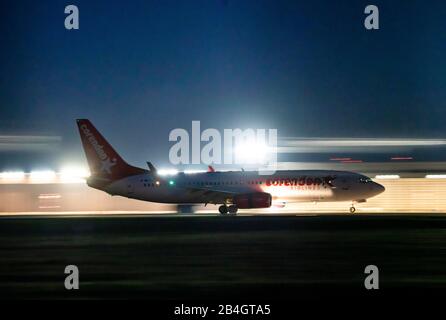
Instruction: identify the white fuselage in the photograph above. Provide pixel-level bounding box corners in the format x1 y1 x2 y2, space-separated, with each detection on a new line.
93 170 384 206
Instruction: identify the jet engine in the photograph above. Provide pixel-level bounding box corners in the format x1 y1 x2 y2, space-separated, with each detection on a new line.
233 192 272 209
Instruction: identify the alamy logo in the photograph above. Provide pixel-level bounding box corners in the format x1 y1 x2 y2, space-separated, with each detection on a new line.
169 121 277 174
364 265 379 289
64 265 79 290
64 5 79 30
80 124 117 173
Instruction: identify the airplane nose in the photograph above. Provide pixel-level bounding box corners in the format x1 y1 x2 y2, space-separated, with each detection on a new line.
373 182 385 195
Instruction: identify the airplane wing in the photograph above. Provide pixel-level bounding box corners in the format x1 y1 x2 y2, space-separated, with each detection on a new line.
182 185 252 204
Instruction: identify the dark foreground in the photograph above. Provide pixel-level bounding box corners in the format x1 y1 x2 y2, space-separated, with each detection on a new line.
1 214 446 299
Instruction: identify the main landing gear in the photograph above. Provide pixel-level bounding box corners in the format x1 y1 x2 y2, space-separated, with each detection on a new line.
349 206 356 214
219 205 238 215
218 205 228 214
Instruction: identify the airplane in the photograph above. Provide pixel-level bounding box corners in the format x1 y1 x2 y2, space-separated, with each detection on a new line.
76 119 385 215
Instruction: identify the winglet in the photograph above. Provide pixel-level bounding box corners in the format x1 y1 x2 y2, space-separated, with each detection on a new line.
207 165 215 173
147 162 157 174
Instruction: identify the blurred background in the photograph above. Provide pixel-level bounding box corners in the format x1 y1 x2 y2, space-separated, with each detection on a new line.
2 0 446 213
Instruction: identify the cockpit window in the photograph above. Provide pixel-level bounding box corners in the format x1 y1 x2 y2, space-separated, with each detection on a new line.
359 177 372 183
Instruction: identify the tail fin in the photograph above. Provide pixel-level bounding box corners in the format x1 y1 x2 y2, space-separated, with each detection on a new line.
76 119 146 182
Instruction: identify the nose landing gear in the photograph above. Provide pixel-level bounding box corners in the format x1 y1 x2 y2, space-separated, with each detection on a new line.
349 199 366 214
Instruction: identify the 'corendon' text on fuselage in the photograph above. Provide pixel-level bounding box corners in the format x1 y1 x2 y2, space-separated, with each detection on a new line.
265 176 335 187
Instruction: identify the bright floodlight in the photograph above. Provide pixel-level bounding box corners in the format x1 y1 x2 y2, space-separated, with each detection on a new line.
234 141 269 164
60 166 91 182
30 170 57 181
0 171 25 180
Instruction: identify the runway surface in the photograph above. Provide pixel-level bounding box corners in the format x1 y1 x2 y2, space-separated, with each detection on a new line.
1 214 446 299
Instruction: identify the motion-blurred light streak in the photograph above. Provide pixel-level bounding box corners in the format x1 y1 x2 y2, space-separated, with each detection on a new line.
391 157 413 161
425 175 446 179
330 157 351 161
276 162 446 176
0 135 61 151
280 138 446 147
157 169 179 176
277 138 446 153
375 175 400 179
184 170 207 174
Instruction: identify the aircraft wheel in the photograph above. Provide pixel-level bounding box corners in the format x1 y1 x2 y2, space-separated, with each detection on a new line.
219 205 228 215
228 205 238 215
349 206 356 214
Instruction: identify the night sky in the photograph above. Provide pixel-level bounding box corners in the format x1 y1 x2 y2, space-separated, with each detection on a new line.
1 0 446 170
